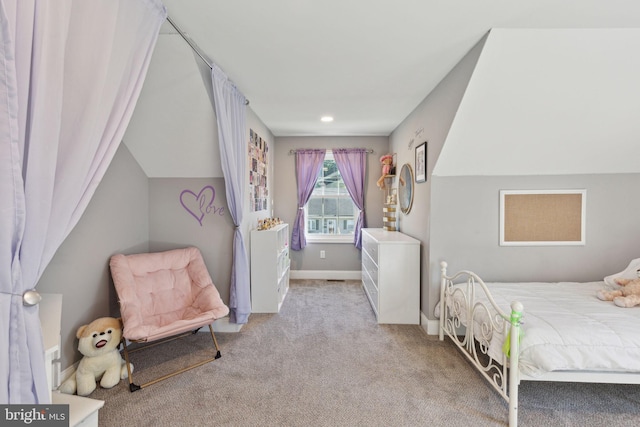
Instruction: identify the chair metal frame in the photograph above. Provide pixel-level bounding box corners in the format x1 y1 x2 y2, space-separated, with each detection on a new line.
110 247 229 392
121 324 222 392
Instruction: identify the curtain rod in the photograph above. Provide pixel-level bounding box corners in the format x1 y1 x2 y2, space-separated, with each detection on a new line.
288 149 374 155
166 16 250 106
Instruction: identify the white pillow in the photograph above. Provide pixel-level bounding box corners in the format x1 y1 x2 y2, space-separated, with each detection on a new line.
604 258 640 286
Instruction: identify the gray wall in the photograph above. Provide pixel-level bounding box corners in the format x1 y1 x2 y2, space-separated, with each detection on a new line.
148 178 234 304
428 173 640 319
273 136 389 271
388 36 487 321
38 145 149 369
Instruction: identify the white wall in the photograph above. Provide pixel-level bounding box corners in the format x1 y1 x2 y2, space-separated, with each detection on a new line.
435 28 640 177
123 32 224 178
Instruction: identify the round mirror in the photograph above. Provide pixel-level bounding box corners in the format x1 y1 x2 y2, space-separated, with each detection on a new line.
399 163 414 214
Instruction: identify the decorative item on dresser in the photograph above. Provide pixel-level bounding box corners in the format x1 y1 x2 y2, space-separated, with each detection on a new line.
251 223 291 313
377 153 397 231
361 228 420 324
382 184 397 231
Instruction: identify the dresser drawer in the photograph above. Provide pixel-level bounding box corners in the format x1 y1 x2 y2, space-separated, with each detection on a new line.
362 234 378 265
361 252 378 290
362 269 379 314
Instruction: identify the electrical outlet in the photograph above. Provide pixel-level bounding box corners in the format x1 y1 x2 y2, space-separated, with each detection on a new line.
320 250 326 259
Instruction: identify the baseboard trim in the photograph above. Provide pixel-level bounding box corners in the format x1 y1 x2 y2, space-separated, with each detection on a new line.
60 361 79 386
421 311 439 335
289 270 361 281
211 317 243 333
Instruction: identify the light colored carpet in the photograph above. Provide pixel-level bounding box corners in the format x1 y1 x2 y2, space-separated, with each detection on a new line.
91 280 640 426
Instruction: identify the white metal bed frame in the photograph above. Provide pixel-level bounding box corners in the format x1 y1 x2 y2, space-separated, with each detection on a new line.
438 261 640 427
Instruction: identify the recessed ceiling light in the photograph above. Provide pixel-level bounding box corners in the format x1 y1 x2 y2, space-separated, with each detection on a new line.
320 116 334 122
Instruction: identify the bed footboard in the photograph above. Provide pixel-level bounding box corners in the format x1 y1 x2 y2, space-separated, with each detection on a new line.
438 261 523 427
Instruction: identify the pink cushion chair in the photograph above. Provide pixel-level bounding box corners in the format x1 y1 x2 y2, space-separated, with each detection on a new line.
110 246 229 391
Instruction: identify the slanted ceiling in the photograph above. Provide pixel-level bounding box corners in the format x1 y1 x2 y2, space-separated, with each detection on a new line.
123 30 223 178
434 28 640 177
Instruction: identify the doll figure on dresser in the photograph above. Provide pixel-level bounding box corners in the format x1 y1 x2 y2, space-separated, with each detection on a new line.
376 154 394 189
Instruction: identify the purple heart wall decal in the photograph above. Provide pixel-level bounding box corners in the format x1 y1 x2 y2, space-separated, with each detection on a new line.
180 185 216 226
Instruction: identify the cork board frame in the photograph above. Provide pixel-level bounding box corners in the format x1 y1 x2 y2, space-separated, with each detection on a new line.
499 189 586 246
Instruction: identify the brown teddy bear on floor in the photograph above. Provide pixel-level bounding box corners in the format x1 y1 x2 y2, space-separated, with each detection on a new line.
596 277 640 307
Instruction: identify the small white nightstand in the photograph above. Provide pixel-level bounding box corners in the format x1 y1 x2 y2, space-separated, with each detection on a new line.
40 294 104 427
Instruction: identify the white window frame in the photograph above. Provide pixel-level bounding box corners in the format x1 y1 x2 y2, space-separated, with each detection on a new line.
305 151 357 244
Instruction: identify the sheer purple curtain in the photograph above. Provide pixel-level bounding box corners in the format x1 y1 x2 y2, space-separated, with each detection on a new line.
291 149 326 251
0 0 166 404
333 149 367 249
210 64 250 324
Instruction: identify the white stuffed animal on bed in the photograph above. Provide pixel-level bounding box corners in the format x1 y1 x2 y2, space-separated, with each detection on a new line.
597 276 640 308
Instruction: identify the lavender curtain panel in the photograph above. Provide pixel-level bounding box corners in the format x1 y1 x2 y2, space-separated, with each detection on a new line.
291 149 326 251
210 64 251 324
333 149 367 249
0 0 166 404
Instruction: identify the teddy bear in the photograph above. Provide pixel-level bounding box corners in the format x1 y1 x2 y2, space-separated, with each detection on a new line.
58 317 132 396
596 276 640 308
376 154 394 189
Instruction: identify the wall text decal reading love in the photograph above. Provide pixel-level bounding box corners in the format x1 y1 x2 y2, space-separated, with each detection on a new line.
180 185 225 226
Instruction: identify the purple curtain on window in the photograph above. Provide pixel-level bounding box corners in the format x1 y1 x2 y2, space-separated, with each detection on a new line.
333 148 367 249
291 149 326 251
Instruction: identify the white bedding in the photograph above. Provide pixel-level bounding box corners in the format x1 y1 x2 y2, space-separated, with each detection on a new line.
442 280 640 377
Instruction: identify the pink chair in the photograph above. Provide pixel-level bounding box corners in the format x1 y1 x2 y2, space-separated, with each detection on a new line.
110 246 229 391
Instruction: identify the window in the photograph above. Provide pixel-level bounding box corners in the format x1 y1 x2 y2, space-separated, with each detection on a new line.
305 151 357 240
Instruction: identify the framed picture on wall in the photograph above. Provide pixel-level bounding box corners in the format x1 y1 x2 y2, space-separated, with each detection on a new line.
499 189 586 246
248 128 269 212
415 141 427 183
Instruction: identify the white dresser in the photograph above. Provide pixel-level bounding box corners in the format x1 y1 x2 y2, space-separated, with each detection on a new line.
361 228 420 324
250 223 291 313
